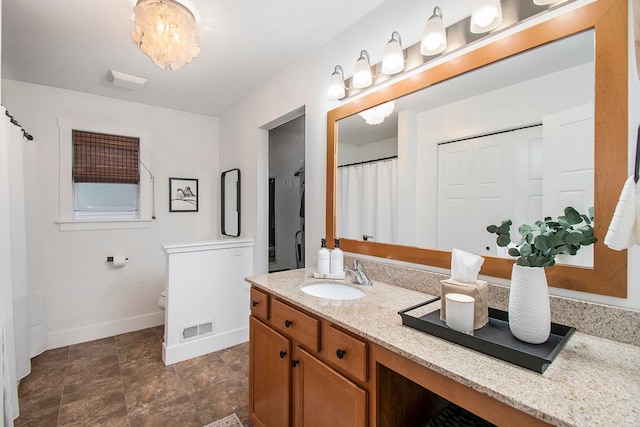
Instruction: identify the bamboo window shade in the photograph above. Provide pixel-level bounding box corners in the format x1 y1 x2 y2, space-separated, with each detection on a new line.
73 130 140 184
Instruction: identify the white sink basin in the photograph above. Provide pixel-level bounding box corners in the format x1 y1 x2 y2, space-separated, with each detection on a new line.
301 282 365 300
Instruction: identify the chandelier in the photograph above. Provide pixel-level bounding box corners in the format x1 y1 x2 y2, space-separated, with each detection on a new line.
131 0 201 71
358 101 396 125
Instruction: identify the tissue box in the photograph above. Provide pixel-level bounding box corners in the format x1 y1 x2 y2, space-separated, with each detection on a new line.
440 278 489 330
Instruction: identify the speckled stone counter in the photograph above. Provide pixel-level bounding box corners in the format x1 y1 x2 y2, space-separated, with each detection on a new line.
246 268 640 427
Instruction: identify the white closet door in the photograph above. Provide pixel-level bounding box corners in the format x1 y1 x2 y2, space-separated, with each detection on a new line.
438 126 543 257
437 132 515 255
542 103 594 267
513 126 544 233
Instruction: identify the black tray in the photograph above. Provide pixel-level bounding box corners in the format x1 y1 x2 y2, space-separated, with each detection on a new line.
398 297 575 373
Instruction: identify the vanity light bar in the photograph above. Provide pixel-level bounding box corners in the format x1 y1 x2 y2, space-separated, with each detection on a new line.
327 0 576 100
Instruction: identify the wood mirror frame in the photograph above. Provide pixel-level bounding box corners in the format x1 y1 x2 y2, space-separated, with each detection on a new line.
327 0 628 297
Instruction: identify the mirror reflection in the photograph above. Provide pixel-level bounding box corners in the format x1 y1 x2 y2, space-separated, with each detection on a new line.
221 168 241 237
337 30 594 267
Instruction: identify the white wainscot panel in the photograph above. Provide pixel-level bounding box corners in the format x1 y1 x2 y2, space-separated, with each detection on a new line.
162 239 254 365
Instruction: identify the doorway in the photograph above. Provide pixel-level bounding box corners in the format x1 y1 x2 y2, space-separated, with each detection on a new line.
268 115 305 272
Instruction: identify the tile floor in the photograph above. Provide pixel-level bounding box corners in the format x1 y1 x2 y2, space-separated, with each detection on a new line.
14 326 252 427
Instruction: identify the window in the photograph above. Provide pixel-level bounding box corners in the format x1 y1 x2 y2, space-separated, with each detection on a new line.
72 131 140 216
58 119 151 231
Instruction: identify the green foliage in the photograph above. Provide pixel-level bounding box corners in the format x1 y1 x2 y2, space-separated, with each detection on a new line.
486 207 597 268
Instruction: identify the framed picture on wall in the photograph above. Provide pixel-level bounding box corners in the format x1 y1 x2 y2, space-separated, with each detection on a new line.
169 177 198 212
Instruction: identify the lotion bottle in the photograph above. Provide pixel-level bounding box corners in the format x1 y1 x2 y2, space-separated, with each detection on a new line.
330 238 344 275
318 238 331 274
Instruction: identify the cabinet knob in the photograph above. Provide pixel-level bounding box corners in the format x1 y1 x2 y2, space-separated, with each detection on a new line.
279 350 287 359
291 359 299 367
336 349 347 359
252 300 259 307
284 320 293 328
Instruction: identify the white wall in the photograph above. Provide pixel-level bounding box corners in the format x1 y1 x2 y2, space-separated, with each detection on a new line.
629 4 640 308
1 80 219 348
218 0 473 276
218 0 640 310
338 138 397 166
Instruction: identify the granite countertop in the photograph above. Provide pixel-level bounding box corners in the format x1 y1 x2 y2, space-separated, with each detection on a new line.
246 268 640 427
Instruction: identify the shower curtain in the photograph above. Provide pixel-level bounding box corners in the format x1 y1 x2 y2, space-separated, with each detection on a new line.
1 107 35 425
337 158 398 243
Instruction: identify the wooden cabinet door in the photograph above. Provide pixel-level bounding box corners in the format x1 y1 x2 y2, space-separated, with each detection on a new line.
292 347 367 427
250 317 291 427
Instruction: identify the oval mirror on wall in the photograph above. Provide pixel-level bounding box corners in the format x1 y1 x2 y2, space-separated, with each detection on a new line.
222 168 241 237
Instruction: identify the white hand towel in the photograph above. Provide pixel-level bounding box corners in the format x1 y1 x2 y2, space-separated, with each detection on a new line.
605 175 637 251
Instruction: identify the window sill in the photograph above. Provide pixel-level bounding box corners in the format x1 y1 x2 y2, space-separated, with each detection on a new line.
57 218 153 231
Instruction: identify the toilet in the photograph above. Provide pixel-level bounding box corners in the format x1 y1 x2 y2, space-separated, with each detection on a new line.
158 291 166 310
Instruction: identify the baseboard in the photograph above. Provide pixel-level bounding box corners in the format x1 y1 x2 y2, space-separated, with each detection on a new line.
162 326 248 365
47 311 165 349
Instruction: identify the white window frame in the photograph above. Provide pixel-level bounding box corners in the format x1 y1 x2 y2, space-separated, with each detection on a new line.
57 118 152 231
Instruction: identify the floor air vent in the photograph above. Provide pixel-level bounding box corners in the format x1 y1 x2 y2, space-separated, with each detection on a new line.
181 321 214 342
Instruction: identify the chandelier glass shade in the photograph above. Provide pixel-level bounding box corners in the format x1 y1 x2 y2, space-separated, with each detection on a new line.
358 101 396 125
131 0 201 71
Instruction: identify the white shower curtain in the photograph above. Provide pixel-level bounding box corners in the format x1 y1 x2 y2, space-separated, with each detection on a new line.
22 131 46 358
337 158 398 243
1 108 34 425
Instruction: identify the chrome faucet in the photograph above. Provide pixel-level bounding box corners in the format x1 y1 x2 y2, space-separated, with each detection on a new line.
344 260 372 286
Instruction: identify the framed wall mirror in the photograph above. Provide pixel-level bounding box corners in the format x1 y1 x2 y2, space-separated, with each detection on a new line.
326 0 628 297
221 168 241 237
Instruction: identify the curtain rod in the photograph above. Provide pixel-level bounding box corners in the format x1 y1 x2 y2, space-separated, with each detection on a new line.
3 108 33 141
438 123 541 146
338 155 397 168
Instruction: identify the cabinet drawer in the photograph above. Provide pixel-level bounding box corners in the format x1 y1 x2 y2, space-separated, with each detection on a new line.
250 288 269 321
271 298 319 352
323 324 368 382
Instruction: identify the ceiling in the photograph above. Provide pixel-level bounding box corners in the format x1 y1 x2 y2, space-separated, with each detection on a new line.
1 0 387 117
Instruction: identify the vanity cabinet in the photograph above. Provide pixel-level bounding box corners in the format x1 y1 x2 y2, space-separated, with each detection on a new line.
249 285 554 427
249 290 368 427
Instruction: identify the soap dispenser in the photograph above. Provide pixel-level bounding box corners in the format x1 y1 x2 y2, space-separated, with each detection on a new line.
318 238 331 274
330 238 343 275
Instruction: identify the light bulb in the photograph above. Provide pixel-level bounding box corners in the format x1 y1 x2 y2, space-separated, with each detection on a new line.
382 32 404 75
352 50 373 89
421 6 447 56
533 0 569 4
470 0 503 34
328 65 346 100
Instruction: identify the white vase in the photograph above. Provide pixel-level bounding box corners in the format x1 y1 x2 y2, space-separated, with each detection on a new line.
508 264 551 344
